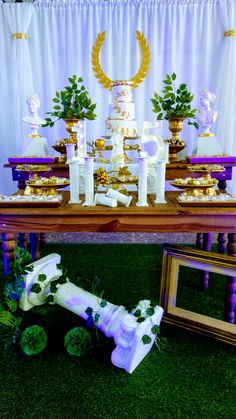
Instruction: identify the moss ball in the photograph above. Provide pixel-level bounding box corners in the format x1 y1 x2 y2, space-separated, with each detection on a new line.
64 327 92 357
19 325 47 356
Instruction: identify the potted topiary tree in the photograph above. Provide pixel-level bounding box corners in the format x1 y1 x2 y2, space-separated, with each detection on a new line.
150 73 199 161
43 75 97 152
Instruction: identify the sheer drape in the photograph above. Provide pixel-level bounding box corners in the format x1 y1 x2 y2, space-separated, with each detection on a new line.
0 0 226 194
216 0 236 193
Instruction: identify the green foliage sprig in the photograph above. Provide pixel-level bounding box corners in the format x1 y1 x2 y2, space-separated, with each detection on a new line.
0 246 33 350
151 73 199 128
43 75 97 127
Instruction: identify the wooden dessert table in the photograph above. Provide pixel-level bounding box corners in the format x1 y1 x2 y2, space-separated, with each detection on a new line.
1 191 236 325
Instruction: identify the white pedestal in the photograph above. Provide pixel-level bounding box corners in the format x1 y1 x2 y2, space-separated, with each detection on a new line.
21 137 49 156
194 135 222 156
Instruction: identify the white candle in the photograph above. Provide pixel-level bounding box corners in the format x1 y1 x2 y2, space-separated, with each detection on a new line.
106 188 132 207
68 159 81 203
83 157 95 206
136 156 148 207
154 162 167 204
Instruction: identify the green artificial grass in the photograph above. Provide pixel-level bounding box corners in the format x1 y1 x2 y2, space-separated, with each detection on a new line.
0 243 236 419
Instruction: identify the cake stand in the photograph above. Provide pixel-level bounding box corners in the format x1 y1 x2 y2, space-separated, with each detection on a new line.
16 165 51 181
26 178 69 196
171 178 218 197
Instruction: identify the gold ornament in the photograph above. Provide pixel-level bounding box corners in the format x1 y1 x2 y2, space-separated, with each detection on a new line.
91 30 150 90
12 32 27 40
224 30 236 37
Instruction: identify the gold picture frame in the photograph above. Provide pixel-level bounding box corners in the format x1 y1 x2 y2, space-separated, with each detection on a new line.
160 245 236 345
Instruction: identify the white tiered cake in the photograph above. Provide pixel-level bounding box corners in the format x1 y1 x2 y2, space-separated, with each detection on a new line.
105 80 138 138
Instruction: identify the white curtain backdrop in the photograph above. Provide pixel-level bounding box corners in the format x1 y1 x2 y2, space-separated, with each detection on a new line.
216 0 236 194
0 0 229 194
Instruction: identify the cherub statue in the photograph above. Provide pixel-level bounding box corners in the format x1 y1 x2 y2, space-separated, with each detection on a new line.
22 93 46 137
197 90 218 135
110 132 125 172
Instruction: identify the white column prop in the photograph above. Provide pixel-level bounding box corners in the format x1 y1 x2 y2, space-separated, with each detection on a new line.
106 188 132 207
154 141 169 204
66 143 76 163
68 159 81 204
136 156 148 207
94 193 117 208
83 157 95 206
20 254 164 374
72 120 86 159
154 162 167 204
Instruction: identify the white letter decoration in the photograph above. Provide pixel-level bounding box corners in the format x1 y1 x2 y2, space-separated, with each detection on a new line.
20 254 164 374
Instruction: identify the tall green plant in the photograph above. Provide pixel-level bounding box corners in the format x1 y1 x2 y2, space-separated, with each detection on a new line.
43 75 97 127
151 73 199 128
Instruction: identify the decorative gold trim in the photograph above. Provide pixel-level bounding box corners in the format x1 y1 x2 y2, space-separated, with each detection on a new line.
224 30 236 37
199 133 214 137
12 32 27 40
91 30 150 90
28 134 42 138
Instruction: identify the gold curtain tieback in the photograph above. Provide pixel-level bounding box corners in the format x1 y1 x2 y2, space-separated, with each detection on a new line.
12 32 27 40
224 30 236 37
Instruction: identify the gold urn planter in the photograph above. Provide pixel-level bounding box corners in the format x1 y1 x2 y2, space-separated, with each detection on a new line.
168 117 186 162
64 118 79 145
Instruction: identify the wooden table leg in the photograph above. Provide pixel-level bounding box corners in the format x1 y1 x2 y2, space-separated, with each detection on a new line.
39 233 47 248
29 233 40 261
2 232 16 275
224 233 236 323
217 233 226 254
196 233 202 249
201 233 212 290
18 233 28 249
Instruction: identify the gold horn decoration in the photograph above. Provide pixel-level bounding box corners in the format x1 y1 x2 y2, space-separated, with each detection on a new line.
91 30 150 90
12 32 27 40
224 30 236 37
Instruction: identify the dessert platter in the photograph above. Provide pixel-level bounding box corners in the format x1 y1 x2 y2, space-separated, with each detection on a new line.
171 176 217 197
0 193 63 207
177 192 236 206
16 164 51 181
26 176 69 195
